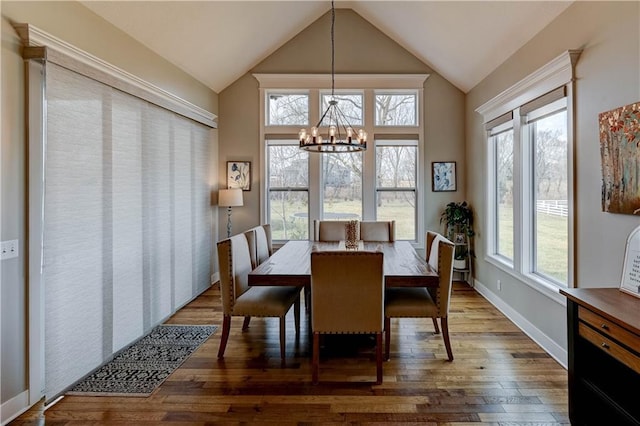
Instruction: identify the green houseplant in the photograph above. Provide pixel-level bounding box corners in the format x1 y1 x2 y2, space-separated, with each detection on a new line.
440 201 474 238
440 201 474 269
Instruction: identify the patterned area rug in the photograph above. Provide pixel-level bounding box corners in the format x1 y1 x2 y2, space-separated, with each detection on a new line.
67 324 217 397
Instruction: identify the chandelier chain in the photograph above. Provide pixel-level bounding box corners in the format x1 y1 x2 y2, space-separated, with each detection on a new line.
331 0 335 98
298 0 367 152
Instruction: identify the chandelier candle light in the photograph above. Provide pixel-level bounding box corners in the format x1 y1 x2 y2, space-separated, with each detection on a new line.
299 1 367 153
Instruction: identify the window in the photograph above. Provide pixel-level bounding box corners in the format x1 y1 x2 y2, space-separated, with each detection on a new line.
267 140 309 240
322 152 363 220
478 50 579 291
256 74 427 245
527 98 568 283
267 92 308 126
489 120 514 261
375 92 417 126
320 92 363 126
376 140 417 240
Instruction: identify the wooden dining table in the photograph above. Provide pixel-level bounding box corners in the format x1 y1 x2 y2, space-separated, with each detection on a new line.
248 240 439 288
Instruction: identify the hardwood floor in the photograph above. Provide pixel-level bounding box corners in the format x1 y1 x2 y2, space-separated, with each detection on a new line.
11 282 569 425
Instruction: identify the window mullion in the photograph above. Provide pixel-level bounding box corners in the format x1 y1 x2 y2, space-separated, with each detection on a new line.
308 89 321 233
514 108 529 275
362 88 376 220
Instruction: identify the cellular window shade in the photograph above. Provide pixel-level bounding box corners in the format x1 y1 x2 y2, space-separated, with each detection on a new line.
519 86 566 117
485 111 513 132
44 64 211 400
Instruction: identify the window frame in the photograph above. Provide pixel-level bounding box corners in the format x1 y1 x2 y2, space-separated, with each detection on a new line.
255 74 428 248
265 90 310 127
266 139 310 241
477 50 580 300
488 120 515 265
374 90 419 127
524 97 569 286
375 139 418 241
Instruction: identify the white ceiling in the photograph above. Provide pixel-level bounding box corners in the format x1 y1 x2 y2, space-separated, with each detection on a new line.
81 1 573 94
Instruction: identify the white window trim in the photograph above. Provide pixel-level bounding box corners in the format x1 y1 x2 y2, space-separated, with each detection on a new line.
255 73 428 247
476 50 581 303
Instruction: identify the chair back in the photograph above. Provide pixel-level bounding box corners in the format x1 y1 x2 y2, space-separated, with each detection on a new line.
217 234 253 315
434 238 455 317
426 230 448 271
313 220 360 242
310 250 384 333
360 221 395 242
244 224 272 268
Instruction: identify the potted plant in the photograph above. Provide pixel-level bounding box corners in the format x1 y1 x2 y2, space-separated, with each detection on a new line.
440 201 474 239
440 201 474 270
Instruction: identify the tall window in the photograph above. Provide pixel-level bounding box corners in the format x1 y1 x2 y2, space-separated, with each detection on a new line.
489 120 514 261
256 74 427 244
267 140 309 240
376 140 417 240
478 51 578 291
527 98 568 283
322 152 363 220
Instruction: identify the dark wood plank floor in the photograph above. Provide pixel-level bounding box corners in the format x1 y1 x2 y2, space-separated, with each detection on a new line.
11 282 569 425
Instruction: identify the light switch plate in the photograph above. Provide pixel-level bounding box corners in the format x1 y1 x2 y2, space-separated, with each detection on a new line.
1 239 19 260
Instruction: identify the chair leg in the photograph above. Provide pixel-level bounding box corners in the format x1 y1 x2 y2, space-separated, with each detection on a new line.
217 315 231 358
279 315 286 364
304 284 311 314
441 317 454 361
312 332 320 385
294 294 301 335
242 316 251 331
384 317 391 361
432 317 440 334
376 332 383 384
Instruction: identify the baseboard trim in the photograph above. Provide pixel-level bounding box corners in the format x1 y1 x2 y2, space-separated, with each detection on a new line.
472 278 568 369
1 390 29 426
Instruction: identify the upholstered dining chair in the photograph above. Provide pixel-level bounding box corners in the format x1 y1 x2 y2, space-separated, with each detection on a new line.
313 220 359 242
217 233 301 364
384 232 455 361
360 220 395 242
244 224 273 269
310 249 385 384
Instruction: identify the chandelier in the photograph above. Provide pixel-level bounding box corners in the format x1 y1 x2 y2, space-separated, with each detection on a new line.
299 1 367 153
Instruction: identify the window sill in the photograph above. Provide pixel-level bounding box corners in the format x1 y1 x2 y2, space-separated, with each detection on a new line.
485 255 567 306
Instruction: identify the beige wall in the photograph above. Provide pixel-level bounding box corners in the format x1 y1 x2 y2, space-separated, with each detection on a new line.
1 0 218 410
466 1 640 352
218 8 465 239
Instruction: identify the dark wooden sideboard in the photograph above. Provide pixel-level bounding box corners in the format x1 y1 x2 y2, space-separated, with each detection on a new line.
560 287 640 426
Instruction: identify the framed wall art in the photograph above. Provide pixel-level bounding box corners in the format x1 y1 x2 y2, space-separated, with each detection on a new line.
599 101 640 215
432 161 457 192
227 161 251 191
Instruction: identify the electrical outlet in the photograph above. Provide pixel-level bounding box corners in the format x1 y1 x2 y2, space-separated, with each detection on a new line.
497 279 502 291
1 239 19 260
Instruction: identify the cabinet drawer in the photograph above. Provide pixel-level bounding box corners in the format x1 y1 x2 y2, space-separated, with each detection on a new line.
579 306 640 352
579 322 640 375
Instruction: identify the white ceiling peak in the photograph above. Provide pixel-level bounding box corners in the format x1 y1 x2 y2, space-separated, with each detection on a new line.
81 1 573 94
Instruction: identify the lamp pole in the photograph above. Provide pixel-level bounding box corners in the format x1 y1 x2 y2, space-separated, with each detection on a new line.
226 206 233 238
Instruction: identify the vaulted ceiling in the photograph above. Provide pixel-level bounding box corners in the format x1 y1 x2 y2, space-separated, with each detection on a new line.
80 1 573 94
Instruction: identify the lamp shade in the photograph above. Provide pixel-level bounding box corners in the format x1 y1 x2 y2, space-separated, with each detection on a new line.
218 188 243 207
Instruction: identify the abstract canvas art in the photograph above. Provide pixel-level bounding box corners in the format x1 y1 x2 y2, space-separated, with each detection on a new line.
599 102 640 215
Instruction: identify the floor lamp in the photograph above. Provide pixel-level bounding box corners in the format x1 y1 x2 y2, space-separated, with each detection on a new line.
218 188 243 238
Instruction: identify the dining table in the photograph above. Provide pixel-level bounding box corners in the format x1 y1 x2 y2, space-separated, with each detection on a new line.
248 240 439 288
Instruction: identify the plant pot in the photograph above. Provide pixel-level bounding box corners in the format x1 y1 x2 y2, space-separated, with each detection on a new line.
453 259 467 270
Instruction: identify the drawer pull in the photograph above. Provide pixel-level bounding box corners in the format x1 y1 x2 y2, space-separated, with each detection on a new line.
601 323 610 330
601 342 610 349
